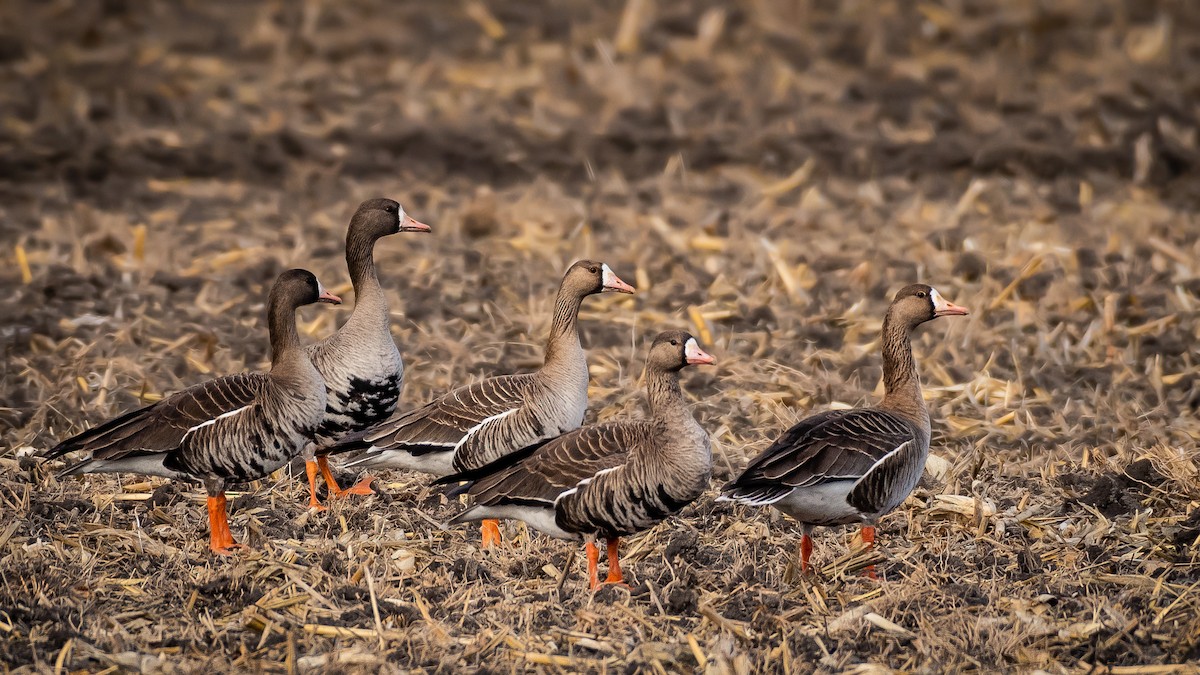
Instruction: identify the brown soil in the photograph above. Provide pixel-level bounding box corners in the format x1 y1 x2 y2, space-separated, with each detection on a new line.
2 0 1200 672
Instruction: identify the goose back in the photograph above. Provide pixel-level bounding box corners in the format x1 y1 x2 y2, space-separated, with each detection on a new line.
164 372 326 482
720 407 926 520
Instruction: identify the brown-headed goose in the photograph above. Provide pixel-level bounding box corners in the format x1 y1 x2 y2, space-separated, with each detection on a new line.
719 284 968 576
300 198 429 509
330 260 635 547
439 331 714 589
44 269 340 554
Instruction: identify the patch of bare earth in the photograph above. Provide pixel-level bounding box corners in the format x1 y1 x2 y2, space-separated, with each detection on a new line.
2 0 1199 672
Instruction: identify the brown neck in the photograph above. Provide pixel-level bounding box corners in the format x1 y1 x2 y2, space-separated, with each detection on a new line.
541 288 586 367
346 230 384 302
879 311 928 425
268 298 302 365
646 366 686 422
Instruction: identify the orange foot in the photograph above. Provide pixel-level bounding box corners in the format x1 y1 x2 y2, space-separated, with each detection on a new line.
481 519 503 548
305 460 328 511
337 474 376 497
207 494 248 555
603 538 630 588
318 456 375 499
211 542 247 556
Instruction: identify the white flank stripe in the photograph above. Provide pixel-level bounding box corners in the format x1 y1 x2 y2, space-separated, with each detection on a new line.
452 408 518 452
856 441 912 486
553 466 618 505
186 405 251 435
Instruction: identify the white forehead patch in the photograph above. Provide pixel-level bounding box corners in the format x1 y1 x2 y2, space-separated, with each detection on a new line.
684 337 702 358
929 287 950 311
601 263 615 285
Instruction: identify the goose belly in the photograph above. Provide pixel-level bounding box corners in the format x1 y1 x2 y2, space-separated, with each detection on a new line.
311 371 402 448
539 378 588 436
345 445 456 475
774 481 864 526
471 504 576 540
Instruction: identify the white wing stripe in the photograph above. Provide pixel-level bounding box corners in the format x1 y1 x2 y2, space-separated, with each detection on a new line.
852 440 912 489
453 408 518 452
553 466 618 506
185 405 250 436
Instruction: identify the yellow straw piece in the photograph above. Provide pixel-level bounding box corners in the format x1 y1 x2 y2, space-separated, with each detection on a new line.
15 244 32 284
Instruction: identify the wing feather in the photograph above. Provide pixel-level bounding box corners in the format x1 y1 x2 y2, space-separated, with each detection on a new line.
45 373 269 463
464 422 644 508
722 408 918 497
334 374 535 455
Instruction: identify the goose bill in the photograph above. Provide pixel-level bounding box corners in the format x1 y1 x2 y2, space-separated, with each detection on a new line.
684 338 715 365
930 288 968 317
600 264 636 294
317 282 342 304
401 215 431 232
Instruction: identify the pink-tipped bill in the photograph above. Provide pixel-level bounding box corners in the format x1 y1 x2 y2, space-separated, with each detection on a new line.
684 338 715 365
601 263 636 294
317 280 342 304
401 215 431 233
931 288 968 317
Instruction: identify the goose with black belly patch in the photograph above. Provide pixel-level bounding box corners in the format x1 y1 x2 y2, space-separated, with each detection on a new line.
299 197 430 510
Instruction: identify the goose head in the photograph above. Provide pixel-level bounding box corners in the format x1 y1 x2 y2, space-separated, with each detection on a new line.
649 330 715 372
563 260 636 297
273 269 342 308
890 283 968 329
349 198 431 242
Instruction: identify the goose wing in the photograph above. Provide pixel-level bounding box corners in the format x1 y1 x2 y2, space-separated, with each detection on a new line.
461 422 642 509
45 373 270 464
339 373 536 456
721 408 917 504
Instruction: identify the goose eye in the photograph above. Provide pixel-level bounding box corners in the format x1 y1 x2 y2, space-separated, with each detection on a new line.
916 291 927 298
589 266 598 273
670 339 678 346
384 205 396 213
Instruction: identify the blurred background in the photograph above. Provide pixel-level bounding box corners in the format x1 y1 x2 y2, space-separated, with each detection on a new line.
1 0 1199 671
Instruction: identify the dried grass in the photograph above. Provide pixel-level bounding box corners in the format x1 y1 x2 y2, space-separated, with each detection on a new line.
2 0 1200 672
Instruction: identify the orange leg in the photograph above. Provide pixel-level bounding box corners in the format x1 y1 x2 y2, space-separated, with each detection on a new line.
604 538 626 585
860 525 877 579
206 494 244 555
480 519 503 548
585 541 600 590
799 533 813 574
318 455 375 498
305 460 326 511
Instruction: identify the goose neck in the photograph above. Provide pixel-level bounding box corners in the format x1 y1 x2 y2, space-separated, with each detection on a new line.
542 288 585 368
879 312 929 429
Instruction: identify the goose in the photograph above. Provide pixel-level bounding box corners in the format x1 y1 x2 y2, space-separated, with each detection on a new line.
718 284 969 576
300 198 429 510
439 330 714 589
329 260 635 547
44 269 341 554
